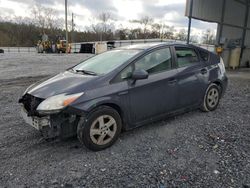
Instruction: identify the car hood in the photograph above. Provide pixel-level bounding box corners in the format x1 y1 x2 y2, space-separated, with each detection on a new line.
27 71 99 99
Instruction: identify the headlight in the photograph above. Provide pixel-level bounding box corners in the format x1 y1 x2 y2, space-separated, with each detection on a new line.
37 92 84 114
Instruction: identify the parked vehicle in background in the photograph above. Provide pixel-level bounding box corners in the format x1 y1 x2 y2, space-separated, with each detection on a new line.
0 49 4 53
19 43 228 151
107 41 115 50
79 42 107 54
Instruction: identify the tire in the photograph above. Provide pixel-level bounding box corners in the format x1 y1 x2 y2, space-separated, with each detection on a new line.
77 106 122 151
201 83 221 112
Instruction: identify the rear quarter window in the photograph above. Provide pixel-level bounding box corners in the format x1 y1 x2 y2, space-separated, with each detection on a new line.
199 50 209 62
175 47 199 67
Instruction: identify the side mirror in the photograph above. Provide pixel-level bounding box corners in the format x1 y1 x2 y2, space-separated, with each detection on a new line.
131 69 149 80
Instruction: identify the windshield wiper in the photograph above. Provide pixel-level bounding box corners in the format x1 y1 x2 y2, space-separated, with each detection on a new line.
75 69 97 76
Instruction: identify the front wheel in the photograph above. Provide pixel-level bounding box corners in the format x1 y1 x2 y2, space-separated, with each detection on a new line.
77 106 122 151
201 83 221 112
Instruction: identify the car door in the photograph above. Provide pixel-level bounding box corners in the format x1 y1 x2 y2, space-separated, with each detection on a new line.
125 47 178 124
174 46 209 108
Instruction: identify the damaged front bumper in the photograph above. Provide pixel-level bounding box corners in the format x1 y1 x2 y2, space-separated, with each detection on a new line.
20 105 80 139
19 93 85 139
21 107 50 130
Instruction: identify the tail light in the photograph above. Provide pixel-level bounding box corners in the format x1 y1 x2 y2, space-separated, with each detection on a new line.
218 57 226 74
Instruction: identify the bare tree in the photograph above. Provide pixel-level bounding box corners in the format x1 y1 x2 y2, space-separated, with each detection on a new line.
151 23 161 38
115 28 130 40
90 23 102 39
202 29 215 44
44 8 57 29
31 4 46 29
95 12 113 41
31 4 62 31
140 16 153 37
175 29 187 41
98 12 111 33
190 35 199 43
163 25 175 39
131 16 153 39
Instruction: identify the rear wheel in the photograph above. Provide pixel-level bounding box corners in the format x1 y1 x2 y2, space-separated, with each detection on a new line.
77 106 122 151
201 83 221 112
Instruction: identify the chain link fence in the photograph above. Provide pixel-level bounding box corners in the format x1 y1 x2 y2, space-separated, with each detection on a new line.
1 39 215 53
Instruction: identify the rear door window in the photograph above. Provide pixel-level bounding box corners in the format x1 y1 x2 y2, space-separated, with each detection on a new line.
175 47 199 67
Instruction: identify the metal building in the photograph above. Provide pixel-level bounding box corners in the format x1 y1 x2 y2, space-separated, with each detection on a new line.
186 0 250 68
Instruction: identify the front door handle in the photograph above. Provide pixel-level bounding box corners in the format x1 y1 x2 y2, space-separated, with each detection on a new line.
200 68 207 74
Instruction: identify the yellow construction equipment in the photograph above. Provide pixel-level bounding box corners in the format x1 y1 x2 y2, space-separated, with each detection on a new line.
36 33 71 53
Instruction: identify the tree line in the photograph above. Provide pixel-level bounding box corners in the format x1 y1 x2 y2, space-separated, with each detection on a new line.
0 5 216 47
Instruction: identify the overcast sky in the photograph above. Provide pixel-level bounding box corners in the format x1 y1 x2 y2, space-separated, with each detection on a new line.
0 0 217 37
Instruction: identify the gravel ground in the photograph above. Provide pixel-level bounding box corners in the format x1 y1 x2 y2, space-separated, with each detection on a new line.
0 53 249 188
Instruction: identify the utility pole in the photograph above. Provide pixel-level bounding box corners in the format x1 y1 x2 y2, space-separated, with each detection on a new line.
71 13 74 43
65 0 68 53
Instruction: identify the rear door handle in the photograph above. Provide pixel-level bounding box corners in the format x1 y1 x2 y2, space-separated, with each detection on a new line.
168 79 177 85
200 68 207 74
118 91 128 96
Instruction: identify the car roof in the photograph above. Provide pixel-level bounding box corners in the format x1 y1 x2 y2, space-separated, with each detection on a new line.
118 43 164 50
117 42 196 51
116 42 213 55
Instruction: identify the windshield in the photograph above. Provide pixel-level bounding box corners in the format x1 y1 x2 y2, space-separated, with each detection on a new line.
73 49 141 75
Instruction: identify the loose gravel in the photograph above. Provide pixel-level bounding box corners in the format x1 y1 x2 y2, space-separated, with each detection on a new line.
0 53 249 188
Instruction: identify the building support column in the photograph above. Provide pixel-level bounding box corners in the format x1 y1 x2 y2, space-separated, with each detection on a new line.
239 1 249 66
217 0 226 44
187 0 193 44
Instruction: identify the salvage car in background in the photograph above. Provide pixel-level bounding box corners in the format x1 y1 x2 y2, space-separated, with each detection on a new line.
19 43 228 151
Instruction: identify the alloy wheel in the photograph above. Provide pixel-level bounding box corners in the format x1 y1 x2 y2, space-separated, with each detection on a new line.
90 115 117 145
207 88 219 108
